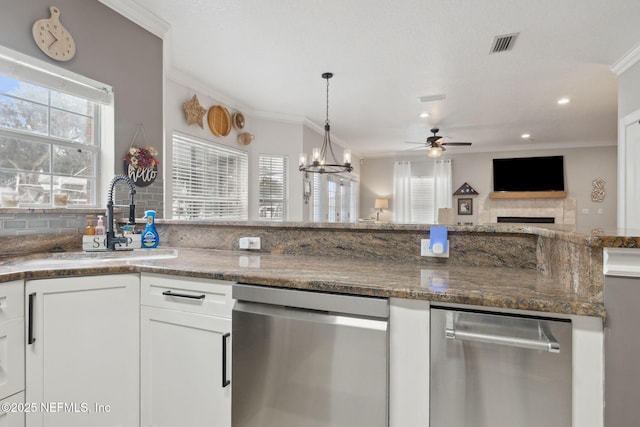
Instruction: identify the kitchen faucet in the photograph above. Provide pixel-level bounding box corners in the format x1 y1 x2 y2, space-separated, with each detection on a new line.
106 174 136 251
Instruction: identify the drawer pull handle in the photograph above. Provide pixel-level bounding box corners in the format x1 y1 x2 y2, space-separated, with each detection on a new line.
222 332 231 388
162 290 205 300
28 292 36 345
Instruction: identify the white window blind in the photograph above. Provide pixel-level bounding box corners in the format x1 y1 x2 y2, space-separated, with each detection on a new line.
410 176 435 224
258 154 288 221
0 46 113 105
172 132 248 220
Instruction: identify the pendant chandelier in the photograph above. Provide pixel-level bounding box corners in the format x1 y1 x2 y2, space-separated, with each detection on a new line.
299 72 353 174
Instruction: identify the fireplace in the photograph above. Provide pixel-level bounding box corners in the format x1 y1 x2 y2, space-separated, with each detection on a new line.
497 216 555 224
478 196 576 225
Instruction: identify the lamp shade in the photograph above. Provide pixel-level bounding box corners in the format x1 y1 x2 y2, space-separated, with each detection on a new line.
428 146 443 158
374 199 389 209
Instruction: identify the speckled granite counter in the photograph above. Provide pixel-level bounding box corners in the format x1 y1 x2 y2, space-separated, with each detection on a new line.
0 247 605 318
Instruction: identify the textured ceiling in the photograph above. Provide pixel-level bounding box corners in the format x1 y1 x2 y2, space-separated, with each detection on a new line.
127 0 640 157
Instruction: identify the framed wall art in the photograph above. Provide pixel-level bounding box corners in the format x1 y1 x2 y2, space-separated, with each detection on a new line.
457 198 473 215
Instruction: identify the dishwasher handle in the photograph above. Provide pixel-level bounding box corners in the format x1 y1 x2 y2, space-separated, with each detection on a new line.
445 327 561 353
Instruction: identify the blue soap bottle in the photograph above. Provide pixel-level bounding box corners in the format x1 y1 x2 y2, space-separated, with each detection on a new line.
142 210 159 249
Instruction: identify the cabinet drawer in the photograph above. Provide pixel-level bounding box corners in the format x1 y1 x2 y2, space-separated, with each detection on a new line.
0 391 25 427
0 281 23 322
141 273 233 318
0 318 24 401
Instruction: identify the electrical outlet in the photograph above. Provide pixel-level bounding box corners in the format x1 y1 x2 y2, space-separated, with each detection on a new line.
240 237 261 250
421 239 449 258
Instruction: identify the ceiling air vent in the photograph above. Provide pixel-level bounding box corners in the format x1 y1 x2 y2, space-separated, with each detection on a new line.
418 94 446 103
490 33 519 53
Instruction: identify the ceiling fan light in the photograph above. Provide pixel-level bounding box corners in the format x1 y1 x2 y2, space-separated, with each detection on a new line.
419 112 430 118
428 146 443 158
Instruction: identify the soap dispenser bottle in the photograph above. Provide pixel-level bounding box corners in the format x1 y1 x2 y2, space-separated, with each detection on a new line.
84 216 96 235
95 215 105 235
141 210 159 249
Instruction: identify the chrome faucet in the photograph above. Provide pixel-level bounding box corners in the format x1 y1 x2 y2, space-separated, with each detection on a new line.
106 174 136 251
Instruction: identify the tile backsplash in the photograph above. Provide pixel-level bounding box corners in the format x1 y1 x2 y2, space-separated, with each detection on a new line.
0 179 164 237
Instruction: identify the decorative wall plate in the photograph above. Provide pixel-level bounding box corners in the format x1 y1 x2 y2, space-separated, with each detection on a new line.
207 105 231 137
233 112 245 130
237 132 254 145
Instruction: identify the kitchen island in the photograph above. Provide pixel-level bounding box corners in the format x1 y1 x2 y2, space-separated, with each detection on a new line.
1 221 635 317
0 222 626 427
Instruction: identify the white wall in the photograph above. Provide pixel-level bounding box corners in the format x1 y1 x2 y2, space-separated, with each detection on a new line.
619 60 640 118
360 146 617 229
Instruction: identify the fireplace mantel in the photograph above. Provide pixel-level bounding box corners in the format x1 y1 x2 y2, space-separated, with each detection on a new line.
489 191 567 199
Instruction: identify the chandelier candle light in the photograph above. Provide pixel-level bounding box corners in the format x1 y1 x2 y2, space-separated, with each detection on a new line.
299 73 353 174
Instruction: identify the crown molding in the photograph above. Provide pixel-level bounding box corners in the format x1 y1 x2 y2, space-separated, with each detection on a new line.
611 41 640 76
98 0 170 38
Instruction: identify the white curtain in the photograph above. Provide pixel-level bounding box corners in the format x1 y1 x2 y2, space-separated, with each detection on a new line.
393 161 412 223
433 159 452 219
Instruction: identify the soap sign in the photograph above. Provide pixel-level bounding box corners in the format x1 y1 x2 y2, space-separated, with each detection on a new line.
123 146 159 187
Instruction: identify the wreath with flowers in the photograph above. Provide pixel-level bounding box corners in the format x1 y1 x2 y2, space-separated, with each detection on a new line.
125 146 159 169
124 146 159 187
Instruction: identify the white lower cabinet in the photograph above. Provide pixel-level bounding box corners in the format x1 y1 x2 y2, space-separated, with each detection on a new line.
25 274 139 427
0 279 25 427
140 273 232 427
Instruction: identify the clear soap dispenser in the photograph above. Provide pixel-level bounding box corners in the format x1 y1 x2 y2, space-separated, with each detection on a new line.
84 216 96 235
95 215 105 235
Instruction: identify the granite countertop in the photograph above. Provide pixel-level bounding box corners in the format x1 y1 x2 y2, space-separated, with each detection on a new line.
0 248 605 318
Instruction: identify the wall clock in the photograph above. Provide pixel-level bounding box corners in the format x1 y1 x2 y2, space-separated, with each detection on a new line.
32 6 76 61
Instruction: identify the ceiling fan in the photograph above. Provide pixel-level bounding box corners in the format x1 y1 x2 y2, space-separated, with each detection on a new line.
405 128 472 157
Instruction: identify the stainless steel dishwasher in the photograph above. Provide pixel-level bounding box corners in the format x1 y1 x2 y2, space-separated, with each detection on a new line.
232 283 389 427
430 307 572 427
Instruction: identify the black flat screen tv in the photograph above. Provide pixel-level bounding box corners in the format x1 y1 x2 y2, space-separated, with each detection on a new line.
492 156 565 192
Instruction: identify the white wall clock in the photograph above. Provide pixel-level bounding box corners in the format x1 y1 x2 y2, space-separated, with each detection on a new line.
32 6 76 61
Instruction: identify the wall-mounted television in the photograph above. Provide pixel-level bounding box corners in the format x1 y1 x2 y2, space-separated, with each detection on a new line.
492 156 565 192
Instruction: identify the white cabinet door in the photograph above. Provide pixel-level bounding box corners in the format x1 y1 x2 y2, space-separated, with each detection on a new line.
25 274 139 427
140 305 231 427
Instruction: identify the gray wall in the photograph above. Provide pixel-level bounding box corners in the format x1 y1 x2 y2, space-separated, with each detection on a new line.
0 0 163 220
360 146 617 229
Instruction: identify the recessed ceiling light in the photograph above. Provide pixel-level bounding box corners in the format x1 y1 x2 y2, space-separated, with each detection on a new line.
557 97 570 105
419 112 430 118
521 133 531 139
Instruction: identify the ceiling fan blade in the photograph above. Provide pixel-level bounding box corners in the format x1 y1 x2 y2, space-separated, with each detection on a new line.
403 141 427 145
441 142 472 146
403 145 428 151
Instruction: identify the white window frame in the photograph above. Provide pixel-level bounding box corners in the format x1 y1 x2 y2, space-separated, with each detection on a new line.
311 173 359 223
171 131 248 220
258 154 288 221
0 45 114 208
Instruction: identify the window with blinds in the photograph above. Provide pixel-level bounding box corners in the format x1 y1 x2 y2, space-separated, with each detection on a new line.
0 47 112 208
172 132 248 220
411 176 435 224
258 154 288 221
